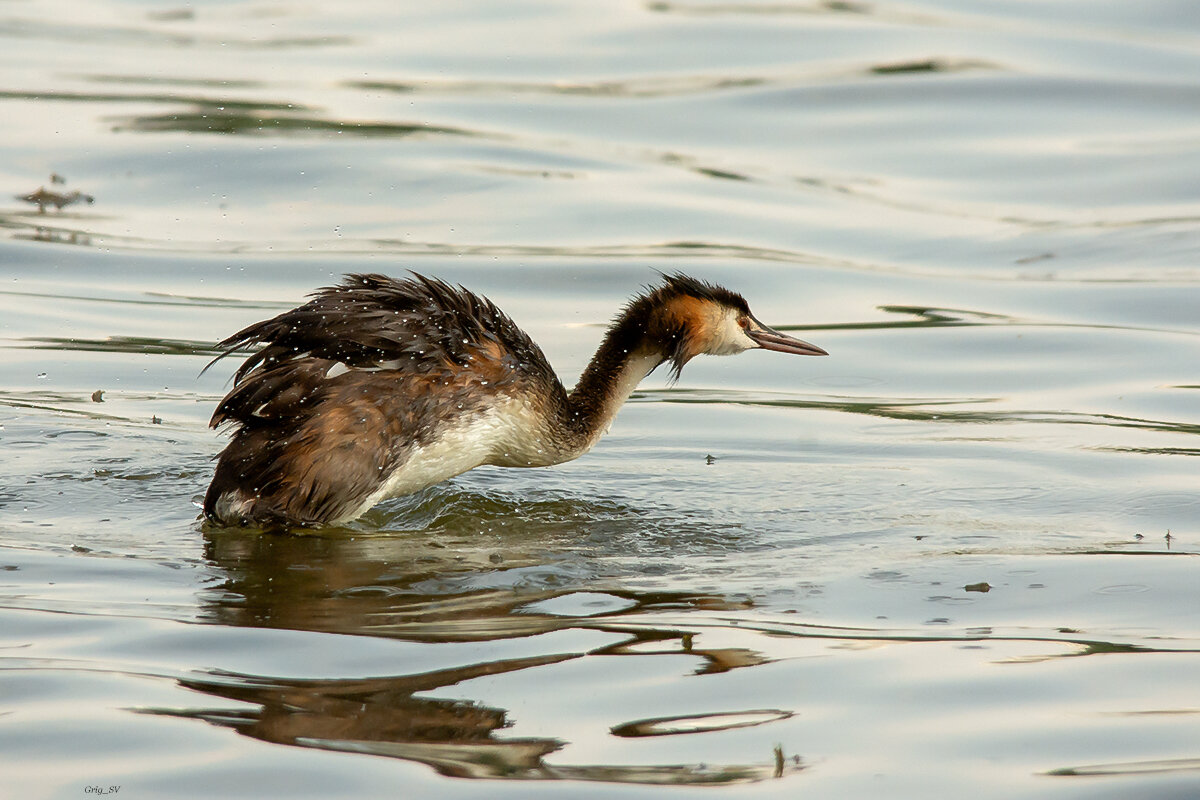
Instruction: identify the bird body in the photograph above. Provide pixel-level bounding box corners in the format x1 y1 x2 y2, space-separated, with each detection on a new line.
203 273 826 528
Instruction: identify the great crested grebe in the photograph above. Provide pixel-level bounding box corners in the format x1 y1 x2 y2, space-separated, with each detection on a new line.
203 273 827 527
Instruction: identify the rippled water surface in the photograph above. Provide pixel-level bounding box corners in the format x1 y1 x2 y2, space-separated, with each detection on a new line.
2 1 1199 797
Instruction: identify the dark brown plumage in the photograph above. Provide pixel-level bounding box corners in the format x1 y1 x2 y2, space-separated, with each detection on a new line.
203 272 826 528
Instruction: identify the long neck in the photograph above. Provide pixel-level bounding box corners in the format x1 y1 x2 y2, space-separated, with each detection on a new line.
564 314 669 446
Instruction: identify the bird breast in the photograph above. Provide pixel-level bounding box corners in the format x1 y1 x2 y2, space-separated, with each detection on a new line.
356 395 578 515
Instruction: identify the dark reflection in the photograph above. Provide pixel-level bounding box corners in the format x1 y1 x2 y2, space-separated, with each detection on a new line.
346 74 767 99
802 304 1015 331
0 287 285 311
358 238 870 268
644 386 1200 435
156 659 575 779
112 109 476 139
182 510 1196 784
15 227 93 247
199 504 753 641
22 335 234 358
1045 756 1200 777
1100 446 1200 457
611 709 793 737
82 73 262 89
693 166 750 181
784 303 1199 336
646 1 874 16
0 89 302 110
869 58 993 76
4 20 350 50
147 644 798 784
182 517 797 784
0 89 480 140
0 389 127 420
643 0 954 29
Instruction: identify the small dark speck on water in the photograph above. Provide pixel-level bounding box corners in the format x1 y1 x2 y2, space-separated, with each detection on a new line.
705 454 716 464
71 545 92 553
91 390 104 402
151 416 162 424
489 553 503 563
964 582 992 593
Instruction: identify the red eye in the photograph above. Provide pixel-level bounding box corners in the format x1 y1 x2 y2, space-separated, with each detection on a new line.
738 316 751 330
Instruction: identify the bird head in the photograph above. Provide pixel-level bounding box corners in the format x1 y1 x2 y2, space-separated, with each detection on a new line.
639 273 827 379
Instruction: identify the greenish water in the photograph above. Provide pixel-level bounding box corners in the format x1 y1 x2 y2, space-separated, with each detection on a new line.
2 1 1199 797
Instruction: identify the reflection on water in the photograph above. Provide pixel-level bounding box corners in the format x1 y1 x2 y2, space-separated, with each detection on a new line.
21 335 232 357
181 517 1199 785
193 523 799 784
1046 757 1200 778
153 649 797 785
114 111 477 139
200 510 751 640
168 540 1194 787
647 386 1200 438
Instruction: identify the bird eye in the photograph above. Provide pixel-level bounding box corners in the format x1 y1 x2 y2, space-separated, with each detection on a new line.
737 316 751 330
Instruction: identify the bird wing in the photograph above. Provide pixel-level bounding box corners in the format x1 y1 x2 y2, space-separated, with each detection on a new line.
205 273 558 430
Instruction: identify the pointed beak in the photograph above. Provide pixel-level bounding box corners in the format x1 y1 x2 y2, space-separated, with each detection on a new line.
746 318 828 356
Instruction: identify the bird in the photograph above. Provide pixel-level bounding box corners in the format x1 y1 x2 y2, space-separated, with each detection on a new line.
202 273 827 528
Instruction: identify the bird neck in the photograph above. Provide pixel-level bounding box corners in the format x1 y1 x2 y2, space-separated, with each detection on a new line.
565 312 668 444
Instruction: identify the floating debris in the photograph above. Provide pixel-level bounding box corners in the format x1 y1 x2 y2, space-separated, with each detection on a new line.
91 390 105 402
151 415 162 424
964 582 992 593
18 187 95 214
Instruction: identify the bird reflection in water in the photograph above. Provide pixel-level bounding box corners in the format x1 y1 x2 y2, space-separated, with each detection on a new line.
169 525 803 785
152 633 799 785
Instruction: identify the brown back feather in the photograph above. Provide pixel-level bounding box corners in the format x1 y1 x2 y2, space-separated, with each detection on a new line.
205 273 558 430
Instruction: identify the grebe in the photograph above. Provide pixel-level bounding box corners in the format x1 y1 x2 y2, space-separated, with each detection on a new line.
203 273 827 527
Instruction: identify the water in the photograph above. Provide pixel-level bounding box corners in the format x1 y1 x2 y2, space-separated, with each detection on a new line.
2 1 1199 797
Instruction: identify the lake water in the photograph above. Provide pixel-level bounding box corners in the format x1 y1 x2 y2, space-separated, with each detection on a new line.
2 1 1199 797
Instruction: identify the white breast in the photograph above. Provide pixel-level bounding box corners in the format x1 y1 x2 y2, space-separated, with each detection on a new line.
343 396 567 522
